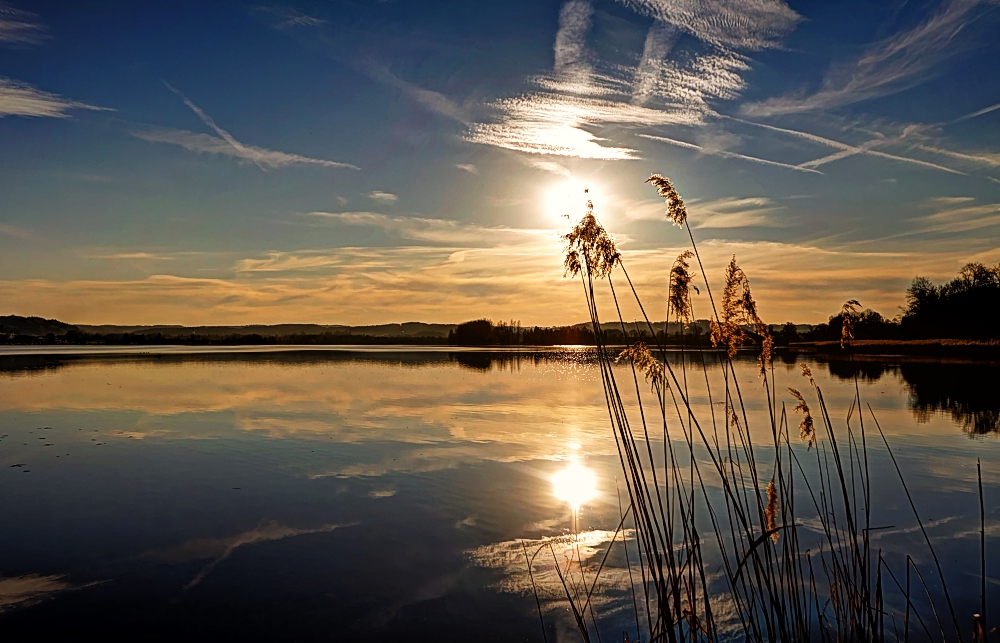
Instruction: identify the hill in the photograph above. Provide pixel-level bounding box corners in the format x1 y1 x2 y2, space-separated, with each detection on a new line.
0 315 79 336
4 316 456 339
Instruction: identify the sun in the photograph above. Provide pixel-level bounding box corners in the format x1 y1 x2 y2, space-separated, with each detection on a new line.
543 179 602 221
552 458 599 510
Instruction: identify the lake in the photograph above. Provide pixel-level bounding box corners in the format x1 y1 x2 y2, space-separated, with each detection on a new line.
0 347 997 641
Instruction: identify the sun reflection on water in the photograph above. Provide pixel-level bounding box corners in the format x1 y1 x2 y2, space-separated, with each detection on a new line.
552 454 598 512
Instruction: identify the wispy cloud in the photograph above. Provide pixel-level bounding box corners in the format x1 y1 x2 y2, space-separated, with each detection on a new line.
690 196 785 228
927 196 976 205
953 100 1000 123
631 23 680 104
727 116 968 175
134 84 358 171
168 521 353 591
623 194 785 227
0 222 38 240
163 81 271 170
256 7 326 30
465 0 797 160
366 64 467 123
366 191 398 204
554 0 593 72
914 142 1000 172
913 201 1000 234
131 125 359 170
639 133 822 173
256 8 468 125
742 0 996 116
87 252 178 261
4 237 997 325
0 574 99 613
454 163 478 174
300 211 547 247
526 159 573 177
0 77 108 118
0 2 47 46
617 0 801 50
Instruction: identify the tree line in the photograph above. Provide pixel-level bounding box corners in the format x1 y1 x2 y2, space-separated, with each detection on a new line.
3 263 996 347
802 262 1000 342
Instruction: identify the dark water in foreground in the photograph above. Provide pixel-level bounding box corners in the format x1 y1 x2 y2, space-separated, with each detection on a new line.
0 347 998 641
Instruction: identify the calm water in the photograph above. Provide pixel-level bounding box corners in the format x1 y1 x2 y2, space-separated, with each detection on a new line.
0 347 997 641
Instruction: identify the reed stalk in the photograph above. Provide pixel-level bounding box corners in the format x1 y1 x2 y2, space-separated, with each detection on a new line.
536 174 984 643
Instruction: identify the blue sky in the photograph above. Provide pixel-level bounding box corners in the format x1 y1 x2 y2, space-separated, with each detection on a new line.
1 0 998 325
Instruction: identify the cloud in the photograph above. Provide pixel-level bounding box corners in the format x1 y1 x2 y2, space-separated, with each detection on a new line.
617 0 801 50
742 0 996 116
464 0 792 160
927 196 976 205
152 521 354 591
138 83 357 170
623 194 784 226
639 133 822 173
0 574 98 613
0 77 108 118
0 2 47 46
0 222 37 240
88 252 178 260
466 92 700 159
366 64 467 123
254 6 467 124
233 251 344 273
454 163 478 174
953 100 1000 123
726 116 969 175
300 211 547 246
5 234 997 327
366 191 398 203
913 201 1000 234
914 143 1000 172
632 23 681 104
554 0 593 72
526 159 573 177
131 125 359 170
690 196 784 228
256 7 326 30
164 81 274 171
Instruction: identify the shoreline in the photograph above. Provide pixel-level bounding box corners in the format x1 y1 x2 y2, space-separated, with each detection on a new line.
791 339 1000 358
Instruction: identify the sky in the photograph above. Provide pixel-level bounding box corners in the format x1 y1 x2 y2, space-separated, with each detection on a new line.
1 0 999 326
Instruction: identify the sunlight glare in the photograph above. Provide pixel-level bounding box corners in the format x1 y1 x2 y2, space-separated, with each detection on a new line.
552 458 598 510
544 179 602 221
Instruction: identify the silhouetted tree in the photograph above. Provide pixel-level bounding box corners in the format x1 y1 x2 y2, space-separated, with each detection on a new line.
901 263 1000 339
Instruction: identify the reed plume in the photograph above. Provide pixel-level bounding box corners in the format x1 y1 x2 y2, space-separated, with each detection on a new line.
788 387 816 449
709 256 774 374
800 363 816 388
728 404 741 430
617 341 665 391
840 299 861 348
765 479 780 543
562 200 620 279
646 174 688 227
668 250 696 325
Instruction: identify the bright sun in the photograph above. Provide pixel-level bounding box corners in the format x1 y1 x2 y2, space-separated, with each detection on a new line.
543 179 602 221
552 458 599 510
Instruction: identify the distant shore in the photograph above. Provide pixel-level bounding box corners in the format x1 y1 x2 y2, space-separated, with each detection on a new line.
792 339 1000 358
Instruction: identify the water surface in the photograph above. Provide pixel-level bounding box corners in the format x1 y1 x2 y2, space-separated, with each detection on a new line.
0 347 997 641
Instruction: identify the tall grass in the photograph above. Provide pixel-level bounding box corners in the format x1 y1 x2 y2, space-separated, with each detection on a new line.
532 175 988 642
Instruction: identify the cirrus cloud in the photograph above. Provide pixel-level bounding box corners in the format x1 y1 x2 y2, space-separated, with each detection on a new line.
0 78 108 118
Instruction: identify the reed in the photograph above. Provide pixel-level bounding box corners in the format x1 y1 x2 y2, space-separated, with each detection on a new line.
530 174 985 643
